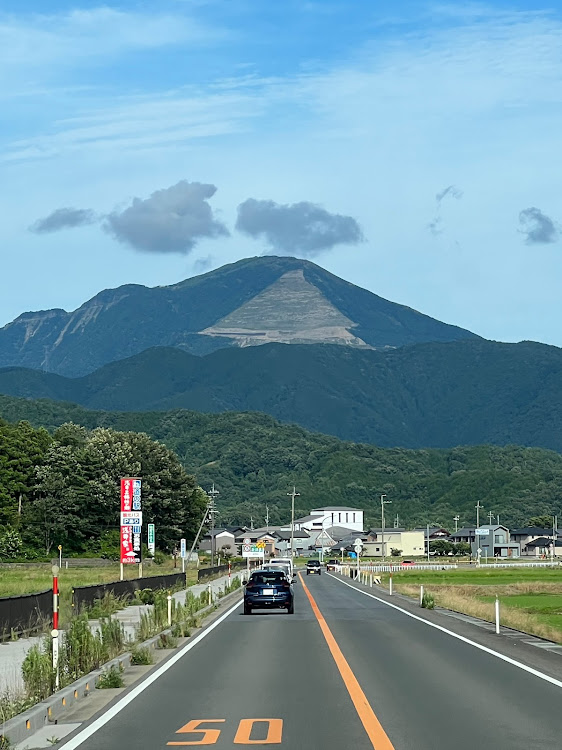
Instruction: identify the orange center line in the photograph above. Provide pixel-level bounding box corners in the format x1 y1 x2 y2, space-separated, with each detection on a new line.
298 573 395 750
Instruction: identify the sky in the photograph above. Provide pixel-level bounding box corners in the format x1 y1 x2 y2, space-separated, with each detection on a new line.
2 0 562 346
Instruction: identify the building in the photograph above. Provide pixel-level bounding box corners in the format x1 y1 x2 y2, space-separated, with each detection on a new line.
365 529 426 558
510 527 557 556
413 527 450 554
470 525 520 559
293 506 364 535
449 527 476 544
521 536 562 557
273 530 311 555
199 529 238 556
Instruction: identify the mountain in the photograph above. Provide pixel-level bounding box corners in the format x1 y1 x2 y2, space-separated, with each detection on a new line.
1 339 561 450
1 395 562 529
0 256 478 377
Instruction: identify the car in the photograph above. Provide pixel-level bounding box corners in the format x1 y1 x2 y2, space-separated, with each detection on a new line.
260 565 291 582
306 560 322 575
401 560 415 566
325 559 339 571
268 557 294 579
244 569 294 615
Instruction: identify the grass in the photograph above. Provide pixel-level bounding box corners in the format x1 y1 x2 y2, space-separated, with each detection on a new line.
393 568 562 643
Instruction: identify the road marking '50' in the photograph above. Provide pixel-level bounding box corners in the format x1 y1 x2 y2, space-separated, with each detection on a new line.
167 718 283 745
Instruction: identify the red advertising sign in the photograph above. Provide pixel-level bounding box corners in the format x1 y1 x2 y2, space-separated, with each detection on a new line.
120 478 142 564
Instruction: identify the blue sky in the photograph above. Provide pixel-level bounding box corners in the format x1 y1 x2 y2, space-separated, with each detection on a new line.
2 1 562 346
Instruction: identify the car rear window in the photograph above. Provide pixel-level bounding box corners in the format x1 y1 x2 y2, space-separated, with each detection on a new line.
250 572 285 584
308 560 320 565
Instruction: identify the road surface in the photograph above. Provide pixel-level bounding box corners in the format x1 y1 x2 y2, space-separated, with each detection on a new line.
60 572 562 749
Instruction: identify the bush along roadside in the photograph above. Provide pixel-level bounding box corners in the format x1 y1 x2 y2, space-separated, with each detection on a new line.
16 578 242 717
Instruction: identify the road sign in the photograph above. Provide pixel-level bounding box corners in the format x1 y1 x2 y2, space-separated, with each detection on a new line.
256 541 266 549
243 543 265 558
243 538 251 545
148 524 155 555
475 528 489 536
180 538 186 559
354 540 363 552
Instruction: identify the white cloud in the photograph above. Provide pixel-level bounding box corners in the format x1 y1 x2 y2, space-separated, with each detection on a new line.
0 7 224 71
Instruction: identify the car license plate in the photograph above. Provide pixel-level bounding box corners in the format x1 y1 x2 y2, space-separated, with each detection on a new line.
262 588 274 595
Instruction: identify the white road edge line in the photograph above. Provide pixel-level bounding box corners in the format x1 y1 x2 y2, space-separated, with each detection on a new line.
59 597 243 749
327 574 562 690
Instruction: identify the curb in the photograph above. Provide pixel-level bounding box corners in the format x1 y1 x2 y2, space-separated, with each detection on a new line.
1 586 243 747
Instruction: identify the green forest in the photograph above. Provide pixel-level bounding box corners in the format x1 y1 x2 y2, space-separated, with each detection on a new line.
1 394 561 545
0 415 206 558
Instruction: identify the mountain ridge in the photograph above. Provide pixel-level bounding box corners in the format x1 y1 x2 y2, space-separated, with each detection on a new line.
0 256 479 377
1 338 561 451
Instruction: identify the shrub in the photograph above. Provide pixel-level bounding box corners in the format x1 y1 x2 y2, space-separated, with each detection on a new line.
157 633 178 649
139 589 155 605
96 665 124 689
153 550 166 566
22 643 53 700
131 646 154 665
421 592 435 610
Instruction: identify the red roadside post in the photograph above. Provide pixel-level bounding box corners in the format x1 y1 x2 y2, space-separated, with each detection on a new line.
52 565 60 690
228 561 231 581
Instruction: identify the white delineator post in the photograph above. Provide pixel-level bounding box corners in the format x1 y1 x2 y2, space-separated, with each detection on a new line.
208 584 212 605
495 595 500 634
51 629 60 691
389 574 393 596
167 595 172 627
120 562 124 581
420 584 424 606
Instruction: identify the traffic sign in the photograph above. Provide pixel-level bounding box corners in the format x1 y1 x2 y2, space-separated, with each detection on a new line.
354 539 363 552
243 538 251 545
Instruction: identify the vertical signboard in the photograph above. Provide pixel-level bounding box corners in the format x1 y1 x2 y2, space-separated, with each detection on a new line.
120 478 142 565
148 524 155 556
180 538 186 559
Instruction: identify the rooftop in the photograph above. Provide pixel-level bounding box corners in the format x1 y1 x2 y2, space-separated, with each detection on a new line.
312 506 362 513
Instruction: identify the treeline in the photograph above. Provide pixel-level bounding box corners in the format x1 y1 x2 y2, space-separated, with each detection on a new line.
0 418 206 558
1 396 562 532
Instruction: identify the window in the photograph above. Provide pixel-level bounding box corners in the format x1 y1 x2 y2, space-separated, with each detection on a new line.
338 513 341 522
353 513 356 522
346 513 349 523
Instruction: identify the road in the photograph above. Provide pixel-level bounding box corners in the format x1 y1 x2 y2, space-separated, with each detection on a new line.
60 572 562 749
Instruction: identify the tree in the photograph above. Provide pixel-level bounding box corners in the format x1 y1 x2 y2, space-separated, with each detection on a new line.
528 515 555 529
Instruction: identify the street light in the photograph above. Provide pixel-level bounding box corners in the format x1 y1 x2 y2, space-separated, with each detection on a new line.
381 494 391 562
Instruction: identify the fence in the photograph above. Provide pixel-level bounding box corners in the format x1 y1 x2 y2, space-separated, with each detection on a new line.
0 589 52 639
197 563 244 581
72 572 186 611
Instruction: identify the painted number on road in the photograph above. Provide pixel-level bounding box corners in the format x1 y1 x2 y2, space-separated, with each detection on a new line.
168 719 283 746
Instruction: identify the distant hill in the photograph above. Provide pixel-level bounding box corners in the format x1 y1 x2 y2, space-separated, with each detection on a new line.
1 338 561 450
1 395 561 529
0 256 478 377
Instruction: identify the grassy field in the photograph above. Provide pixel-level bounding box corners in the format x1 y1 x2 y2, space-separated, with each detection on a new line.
389 566 562 643
0 559 199 598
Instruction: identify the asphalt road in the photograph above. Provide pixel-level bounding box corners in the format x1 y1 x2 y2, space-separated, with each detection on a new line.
61 572 562 750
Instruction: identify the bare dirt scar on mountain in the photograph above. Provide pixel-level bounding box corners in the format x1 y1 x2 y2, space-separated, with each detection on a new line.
200 269 371 348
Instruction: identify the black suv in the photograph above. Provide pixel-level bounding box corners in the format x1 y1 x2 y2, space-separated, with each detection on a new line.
325 559 338 571
306 560 322 575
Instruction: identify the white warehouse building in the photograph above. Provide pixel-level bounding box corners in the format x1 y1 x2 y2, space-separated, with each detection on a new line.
293 506 364 535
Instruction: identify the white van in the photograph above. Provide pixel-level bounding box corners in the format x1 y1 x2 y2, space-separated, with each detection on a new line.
269 557 294 580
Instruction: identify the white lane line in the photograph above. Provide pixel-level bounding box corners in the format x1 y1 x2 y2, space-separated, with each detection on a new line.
327 574 562 690
59 598 243 749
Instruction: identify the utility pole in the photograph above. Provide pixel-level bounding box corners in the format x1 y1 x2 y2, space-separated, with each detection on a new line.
287 487 300 560
394 514 400 529
265 505 269 534
381 494 391 562
453 515 460 533
488 511 494 525
250 515 255 531
475 501 483 529
207 484 219 567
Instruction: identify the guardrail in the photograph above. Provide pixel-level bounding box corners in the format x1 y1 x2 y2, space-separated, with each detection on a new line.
0 589 52 639
72 572 186 611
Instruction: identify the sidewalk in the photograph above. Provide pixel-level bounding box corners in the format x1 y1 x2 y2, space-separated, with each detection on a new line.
0 570 242 693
